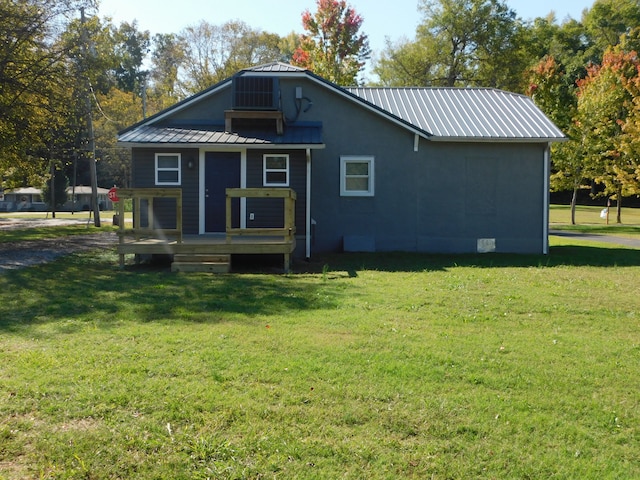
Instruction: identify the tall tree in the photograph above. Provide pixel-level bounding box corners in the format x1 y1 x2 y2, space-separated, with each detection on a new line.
0 0 95 187
582 0 640 56
292 0 370 85
374 36 440 86
149 33 187 109
520 15 594 90
111 21 150 94
373 0 524 89
576 48 640 223
41 166 69 213
180 20 284 94
527 56 583 223
93 88 143 188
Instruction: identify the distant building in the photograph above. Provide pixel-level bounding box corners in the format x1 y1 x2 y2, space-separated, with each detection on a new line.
0 186 113 212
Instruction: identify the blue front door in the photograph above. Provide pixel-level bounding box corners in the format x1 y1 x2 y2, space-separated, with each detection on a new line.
204 152 241 232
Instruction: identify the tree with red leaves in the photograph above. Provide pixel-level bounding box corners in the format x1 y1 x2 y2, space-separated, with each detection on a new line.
292 0 370 86
576 47 640 223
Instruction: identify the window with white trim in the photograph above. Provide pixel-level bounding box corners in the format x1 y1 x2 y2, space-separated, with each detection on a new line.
263 154 289 186
340 156 374 196
155 153 181 185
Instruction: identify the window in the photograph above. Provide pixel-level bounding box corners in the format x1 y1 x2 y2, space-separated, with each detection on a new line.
264 154 289 186
340 156 374 196
155 153 181 185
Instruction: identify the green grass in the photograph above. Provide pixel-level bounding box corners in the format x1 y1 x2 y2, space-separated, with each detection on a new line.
0 224 116 243
0 211 130 242
1 238 639 479
550 204 640 237
0 210 120 220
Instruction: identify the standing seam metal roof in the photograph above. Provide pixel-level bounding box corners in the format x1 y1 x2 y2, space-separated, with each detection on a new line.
117 63 565 145
345 87 565 141
117 124 323 146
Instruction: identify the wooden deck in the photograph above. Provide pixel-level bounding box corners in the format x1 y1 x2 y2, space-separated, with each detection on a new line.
115 187 297 272
117 235 296 270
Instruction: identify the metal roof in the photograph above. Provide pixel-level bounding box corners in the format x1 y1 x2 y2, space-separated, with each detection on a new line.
244 62 307 74
118 123 324 147
4 187 42 195
117 63 565 146
346 87 566 142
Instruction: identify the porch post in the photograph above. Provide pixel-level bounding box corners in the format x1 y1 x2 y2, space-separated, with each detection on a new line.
306 148 312 261
543 144 550 255
198 149 205 234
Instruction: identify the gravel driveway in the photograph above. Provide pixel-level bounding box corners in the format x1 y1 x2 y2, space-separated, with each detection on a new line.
0 217 117 272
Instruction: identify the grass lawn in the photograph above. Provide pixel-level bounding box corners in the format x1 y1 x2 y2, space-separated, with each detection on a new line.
0 211 121 221
550 204 640 237
0 211 128 242
1 227 639 478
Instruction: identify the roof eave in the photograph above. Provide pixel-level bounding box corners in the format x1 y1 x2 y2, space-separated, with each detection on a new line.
117 80 232 135
116 141 326 150
428 136 568 143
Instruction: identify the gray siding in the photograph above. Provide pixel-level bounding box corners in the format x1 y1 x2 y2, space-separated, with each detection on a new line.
245 149 307 235
163 87 233 125
131 148 200 234
128 72 549 255
281 77 547 254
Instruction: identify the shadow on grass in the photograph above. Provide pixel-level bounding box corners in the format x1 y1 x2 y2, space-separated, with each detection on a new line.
0 254 343 332
1 244 638 332
301 244 640 274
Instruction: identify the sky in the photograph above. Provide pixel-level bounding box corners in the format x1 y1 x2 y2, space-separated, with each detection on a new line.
98 0 595 69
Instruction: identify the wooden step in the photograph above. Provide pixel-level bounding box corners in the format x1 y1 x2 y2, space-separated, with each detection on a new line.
171 261 230 273
173 254 230 263
171 253 231 273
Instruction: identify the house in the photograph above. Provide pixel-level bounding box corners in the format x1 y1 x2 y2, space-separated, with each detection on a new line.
0 186 113 212
0 187 45 211
63 186 113 212
116 62 565 269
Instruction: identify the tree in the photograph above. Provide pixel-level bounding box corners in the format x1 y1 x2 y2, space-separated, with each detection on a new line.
582 0 640 56
373 0 524 89
111 21 150 94
292 0 370 85
520 15 594 92
179 20 285 94
0 0 94 187
374 36 440 86
527 56 584 223
576 48 640 223
41 166 69 213
149 33 187 108
279 31 303 63
93 87 145 188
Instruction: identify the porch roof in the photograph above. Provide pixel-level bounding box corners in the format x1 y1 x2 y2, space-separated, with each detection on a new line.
117 122 324 148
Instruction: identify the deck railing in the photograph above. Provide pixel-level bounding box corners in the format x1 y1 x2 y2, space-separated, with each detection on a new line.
114 187 296 270
115 188 183 242
225 188 296 242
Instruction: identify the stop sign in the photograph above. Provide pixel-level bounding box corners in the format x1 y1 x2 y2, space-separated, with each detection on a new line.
107 187 119 202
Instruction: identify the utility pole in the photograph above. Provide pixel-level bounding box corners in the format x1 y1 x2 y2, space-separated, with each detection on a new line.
80 7 100 226
50 159 56 219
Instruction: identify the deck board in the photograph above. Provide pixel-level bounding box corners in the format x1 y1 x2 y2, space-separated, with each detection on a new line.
117 235 296 270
